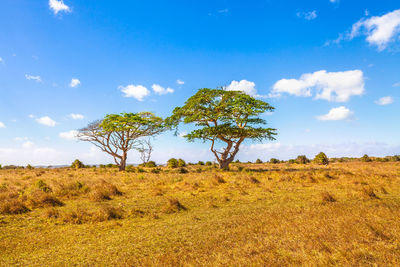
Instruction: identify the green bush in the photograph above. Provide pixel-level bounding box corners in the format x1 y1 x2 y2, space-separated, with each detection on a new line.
288 159 296 164
145 161 157 168
361 154 372 162
126 165 135 172
167 158 178 168
178 159 186 167
269 158 280 164
26 164 34 170
255 159 263 164
178 167 189 174
197 161 205 166
205 161 212 166
314 152 329 165
71 159 84 169
296 155 310 164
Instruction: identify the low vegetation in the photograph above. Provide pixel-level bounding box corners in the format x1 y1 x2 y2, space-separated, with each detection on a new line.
1 161 400 265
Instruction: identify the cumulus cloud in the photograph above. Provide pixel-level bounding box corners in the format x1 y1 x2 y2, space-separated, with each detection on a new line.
176 79 185 85
69 113 84 120
119 84 150 101
22 141 34 149
36 116 56 127
348 9 400 51
0 122 5 128
25 74 42 83
59 130 78 140
272 70 365 102
375 96 394 105
297 10 317 20
226 80 257 96
316 106 354 121
69 78 81 88
49 0 71 15
152 84 174 95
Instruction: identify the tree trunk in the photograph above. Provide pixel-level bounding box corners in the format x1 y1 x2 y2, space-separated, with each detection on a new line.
219 159 232 170
119 152 127 171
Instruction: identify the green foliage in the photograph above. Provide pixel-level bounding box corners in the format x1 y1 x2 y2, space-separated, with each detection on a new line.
314 152 329 165
197 161 205 166
166 88 277 169
178 167 189 174
26 164 34 170
71 159 84 169
145 161 157 168
36 180 52 193
178 159 186 167
269 158 280 164
361 154 372 162
255 159 263 164
288 159 296 164
205 161 212 166
296 155 310 164
126 165 136 172
167 158 178 168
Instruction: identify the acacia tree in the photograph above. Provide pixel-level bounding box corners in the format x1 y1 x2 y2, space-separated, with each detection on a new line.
167 88 277 169
77 112 166 171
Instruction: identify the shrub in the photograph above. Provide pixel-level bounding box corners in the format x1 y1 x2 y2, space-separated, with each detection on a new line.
89 180 122 202
26 190 64 208
178 159 186 167
71 159 84 169
269 158 280 164
321 192 337 203
288 159 296 164
198 161 205 166
205 161 212 166
255 159 263 164
145 161 157 168
126 165 136 172
178 167 189 174
163 198 187 214
167 158 178 168
234 159 240 163
296 155 310 164
314 152 329 165
26 164 34 170
151 168 162 174
361 154 372 162
36 180 52 193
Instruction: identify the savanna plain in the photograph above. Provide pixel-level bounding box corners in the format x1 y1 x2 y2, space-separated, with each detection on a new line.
1 162 400 266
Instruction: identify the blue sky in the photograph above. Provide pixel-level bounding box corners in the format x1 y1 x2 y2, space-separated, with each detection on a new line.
0 0 399 165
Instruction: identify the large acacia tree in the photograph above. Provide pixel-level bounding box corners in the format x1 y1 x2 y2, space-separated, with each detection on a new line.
167 88 277 169
78 112 166 171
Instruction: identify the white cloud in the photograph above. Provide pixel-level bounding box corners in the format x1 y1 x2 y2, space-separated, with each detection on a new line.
272 70 365 102
176 79 185 85
152 84 174 95
297 10 317 21
316 106 354 121
330 0 339 3
226 80 257 96
375 96 394 105
25 74 42 83
36 116 56 127
14 137 29 142
0 122 5 128
0 57 3 64
22 141 34 149
49 0 71 15
119 84 150 101
28 114 35 119
59 130 78 140
349 9 400 51
69 78 81 88
393 82 400 87
69 113 84 120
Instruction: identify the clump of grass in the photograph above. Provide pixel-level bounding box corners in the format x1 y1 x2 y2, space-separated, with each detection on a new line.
56 181 90 198
0 199 30 214
163 198 187 214
42 207 60 219
26 190 64 208
60 205 124 224
36 179 52 193
362 187 380 199
321 192 337 203
247 177 260 184
213 175 226 184
89 180 122 202
177 167 188 174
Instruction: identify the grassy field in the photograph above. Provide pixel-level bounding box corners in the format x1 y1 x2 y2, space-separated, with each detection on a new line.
1 162 400 266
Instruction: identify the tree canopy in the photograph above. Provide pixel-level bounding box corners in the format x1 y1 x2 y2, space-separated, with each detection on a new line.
78 112 166 171
167 88 277 169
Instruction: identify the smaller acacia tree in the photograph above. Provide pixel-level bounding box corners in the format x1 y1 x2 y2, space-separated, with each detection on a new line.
167 88 277 169
77 112 166 171
314 152 329 165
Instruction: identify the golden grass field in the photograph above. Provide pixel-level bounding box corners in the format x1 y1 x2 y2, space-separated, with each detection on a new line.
1 162 400 266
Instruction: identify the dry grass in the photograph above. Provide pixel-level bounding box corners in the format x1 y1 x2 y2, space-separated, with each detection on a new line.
0 162 400 266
